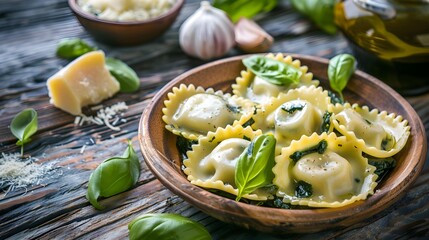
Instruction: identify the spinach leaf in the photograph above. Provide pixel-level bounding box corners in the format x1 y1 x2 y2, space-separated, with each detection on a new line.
128 213 212 240
328 54 357 101
213 0 278 23
10 108 38 156
327 90 344 104
281 102 306 114
243 55 302 86
176 136 197 160
290 0 336 34
295 180 313 198
105 57 140 93
87 140 140 210
235 134 276 201
321 111 332 133
289 140 328 164
368 157 396 182
242 117 255 128
56 38 97 59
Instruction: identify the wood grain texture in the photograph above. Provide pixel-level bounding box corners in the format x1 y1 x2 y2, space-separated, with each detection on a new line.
1 0 428 239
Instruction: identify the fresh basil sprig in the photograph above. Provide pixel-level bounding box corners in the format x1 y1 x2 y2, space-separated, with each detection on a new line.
213 0 278 23
128 213 212 240
328 54 357 101
243 55 302 86
10 108 38 156
290 0 336 34
105 57 140 93
56 38 97 59
87 140 140 210
235 134 276 201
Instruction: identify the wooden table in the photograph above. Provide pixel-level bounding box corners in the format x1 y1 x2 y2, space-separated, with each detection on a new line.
1 0 428 239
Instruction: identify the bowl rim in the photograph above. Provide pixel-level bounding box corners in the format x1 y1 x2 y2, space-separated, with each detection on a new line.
138 54 427 232
68 0 185 25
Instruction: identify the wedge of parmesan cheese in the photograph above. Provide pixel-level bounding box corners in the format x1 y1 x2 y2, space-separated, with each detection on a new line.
47 51 120 115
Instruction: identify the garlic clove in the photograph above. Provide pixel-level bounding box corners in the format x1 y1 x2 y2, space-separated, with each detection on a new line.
179 1 235 60
235 17 274 53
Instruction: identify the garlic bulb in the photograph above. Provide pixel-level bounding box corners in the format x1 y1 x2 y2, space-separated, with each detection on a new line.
235 18 273 53
179 1 235 60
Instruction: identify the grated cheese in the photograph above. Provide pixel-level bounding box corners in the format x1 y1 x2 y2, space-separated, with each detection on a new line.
80 145 87 154
74 102 128 131
0 153 59 197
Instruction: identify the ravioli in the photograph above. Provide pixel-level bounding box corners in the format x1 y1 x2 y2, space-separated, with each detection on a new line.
273 132 378 208
183 125 270 200
162 84 254 140
253 85 331 152
232 53 319 104
330 103 410 158
160 53 411 209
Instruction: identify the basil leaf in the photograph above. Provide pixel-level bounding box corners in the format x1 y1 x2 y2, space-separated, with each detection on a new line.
328 54 357 101
56 38 97 59
213 0 277 23
235 134 276 201
290 0 336 34
87 140 140 210
243 55 302 86
10 108 38 156
128 213 212 240
105 57 140 93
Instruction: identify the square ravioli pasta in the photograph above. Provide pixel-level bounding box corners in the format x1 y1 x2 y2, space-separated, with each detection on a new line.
161 53 410 209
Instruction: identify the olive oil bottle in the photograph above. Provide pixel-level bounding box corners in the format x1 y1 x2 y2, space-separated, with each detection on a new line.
335 0 429 95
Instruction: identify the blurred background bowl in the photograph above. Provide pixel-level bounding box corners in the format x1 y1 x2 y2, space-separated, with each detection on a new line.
68 0 184 46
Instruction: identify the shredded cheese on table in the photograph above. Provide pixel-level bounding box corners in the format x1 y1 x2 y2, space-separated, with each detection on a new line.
0 153 58 197
75 102 128 131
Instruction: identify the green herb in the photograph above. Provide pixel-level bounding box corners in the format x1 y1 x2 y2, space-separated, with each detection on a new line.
176 136 197 159
87 140 140 210
105 57 140 93
242 117 255 128
273 198 291 209
290 0 336 34
226 103 241 114
56 38 97 59
10 108 38 156
243 135 251 141
327 90 344 104
368 157 396 182
381 134 395 151
328 54 357 101
213 0 278 23
235 134 276 201
128 213 212 240
321 111 332 133
243 55 302 86
295 180 313 198
289 140 328 164
281 102 305 114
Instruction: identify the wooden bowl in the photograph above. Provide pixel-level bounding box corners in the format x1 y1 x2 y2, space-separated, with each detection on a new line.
138 54 427 233
68 0 184 46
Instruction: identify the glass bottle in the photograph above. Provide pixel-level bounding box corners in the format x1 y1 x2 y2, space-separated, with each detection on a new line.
335 0 429 95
